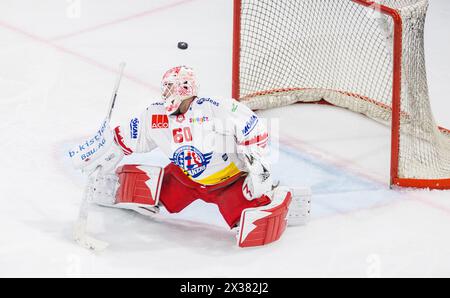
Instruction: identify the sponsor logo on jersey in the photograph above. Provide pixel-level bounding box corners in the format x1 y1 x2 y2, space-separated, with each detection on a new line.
242 115 259 137
151 102 164 106
196 97 220 107
170 146 213 179
152 114 169 129
190 116 209 124
232 103 238 112
129 118 139 139
222 153 229 162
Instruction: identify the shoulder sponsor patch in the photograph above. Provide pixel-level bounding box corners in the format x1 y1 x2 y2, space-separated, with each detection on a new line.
152 114 169 129
242 115 259 137
196 98 220 107
129 118 140 139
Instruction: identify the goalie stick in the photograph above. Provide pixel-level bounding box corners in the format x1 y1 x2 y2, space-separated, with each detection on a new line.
73 62 126 251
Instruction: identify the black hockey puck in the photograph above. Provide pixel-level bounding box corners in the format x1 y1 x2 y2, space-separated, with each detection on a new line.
178 42 189 50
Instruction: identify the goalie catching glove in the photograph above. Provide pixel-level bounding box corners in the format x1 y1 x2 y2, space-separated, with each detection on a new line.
241 152 274 201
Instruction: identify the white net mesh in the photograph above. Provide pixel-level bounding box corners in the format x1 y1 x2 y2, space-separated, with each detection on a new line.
236 0 450 184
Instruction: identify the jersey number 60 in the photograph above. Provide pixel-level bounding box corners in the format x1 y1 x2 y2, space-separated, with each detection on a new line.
172 127 193 144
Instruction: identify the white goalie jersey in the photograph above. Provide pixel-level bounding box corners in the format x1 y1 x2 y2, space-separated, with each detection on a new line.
113 97 270 185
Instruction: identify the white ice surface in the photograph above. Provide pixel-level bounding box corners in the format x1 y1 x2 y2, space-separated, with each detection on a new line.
0 0 450 277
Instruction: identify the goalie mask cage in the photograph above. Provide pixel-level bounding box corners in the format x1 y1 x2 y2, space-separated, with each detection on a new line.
232 0 450 189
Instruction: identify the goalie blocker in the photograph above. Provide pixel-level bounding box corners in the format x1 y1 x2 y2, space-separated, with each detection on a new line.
90 163 311 248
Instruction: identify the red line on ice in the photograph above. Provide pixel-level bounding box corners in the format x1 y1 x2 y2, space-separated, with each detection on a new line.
0 20 159 92
50 0 198 41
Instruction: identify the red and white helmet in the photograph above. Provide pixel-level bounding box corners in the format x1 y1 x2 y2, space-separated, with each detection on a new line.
161 66 198 114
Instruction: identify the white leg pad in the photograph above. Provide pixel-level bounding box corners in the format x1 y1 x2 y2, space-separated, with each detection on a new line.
89 173 119 207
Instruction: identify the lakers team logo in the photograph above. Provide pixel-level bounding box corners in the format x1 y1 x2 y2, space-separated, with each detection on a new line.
170 146 213 178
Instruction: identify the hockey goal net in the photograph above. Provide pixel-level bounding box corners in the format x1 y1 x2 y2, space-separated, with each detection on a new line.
232 0 450 189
